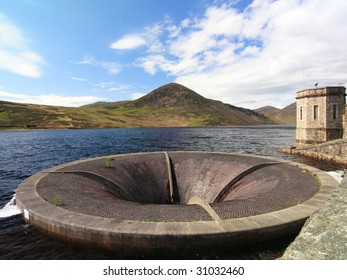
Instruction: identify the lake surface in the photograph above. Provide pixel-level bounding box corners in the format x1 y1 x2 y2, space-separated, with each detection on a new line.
0 126 343 259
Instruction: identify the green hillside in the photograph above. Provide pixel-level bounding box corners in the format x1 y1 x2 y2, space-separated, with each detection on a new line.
255 103 296 125
0 83 275 129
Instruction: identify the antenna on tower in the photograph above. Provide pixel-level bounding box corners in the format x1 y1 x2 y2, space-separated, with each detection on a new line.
302 62 306 88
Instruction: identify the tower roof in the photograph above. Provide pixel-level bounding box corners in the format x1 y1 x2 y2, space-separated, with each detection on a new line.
296 86 346 100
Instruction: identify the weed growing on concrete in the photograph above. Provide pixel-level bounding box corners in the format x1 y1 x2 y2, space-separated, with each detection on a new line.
49 196 62 206
104 157 115 168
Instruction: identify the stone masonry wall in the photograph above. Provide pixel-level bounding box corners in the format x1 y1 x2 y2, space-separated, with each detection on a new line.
296 87 345 145
296 91 327 145
281 175 347 259
286 139 347 166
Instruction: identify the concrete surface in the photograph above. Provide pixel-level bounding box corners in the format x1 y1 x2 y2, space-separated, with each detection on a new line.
15 151 339 250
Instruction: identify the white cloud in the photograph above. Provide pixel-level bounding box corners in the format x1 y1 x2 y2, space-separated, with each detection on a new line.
71 77 87 82
130 93 145 100
0 89 106 107
108 85 131 92
0 14 25 48
0 13 44 78
100 61 122 74
93 82 131 93
95 81 117 89
77 55 94 65
75 55 122 75
110 34 146 50
110 22 167 56
125 0 347 108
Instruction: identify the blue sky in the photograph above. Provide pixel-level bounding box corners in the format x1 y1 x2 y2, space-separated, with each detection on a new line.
0 0 346 109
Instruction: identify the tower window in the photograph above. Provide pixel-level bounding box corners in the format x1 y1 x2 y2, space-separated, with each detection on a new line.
313 105 318 120
333 104 337 120
300 107 303 120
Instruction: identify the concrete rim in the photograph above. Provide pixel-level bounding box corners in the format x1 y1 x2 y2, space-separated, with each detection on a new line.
15 151 339 250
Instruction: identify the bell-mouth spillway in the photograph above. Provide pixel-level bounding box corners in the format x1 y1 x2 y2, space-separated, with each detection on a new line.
16 151 339 250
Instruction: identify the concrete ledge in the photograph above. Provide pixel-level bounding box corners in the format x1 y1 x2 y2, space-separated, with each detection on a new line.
16 152 340 250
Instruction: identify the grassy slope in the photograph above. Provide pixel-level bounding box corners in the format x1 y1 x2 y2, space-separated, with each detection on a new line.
0 83 276 129
0 101 208 129
255 103 296 125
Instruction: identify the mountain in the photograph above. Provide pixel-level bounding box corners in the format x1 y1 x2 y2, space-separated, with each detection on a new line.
255 106 281 116
0 83 275 129
255 103 296 125
130 83 274 126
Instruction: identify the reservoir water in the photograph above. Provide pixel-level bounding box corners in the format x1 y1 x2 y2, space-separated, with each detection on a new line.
0 126 343 259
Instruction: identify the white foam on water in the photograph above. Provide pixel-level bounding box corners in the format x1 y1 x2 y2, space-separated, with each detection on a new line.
0 194 21 219
326 170 345 183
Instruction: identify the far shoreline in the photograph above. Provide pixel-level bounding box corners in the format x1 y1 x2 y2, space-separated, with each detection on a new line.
0 124 296 132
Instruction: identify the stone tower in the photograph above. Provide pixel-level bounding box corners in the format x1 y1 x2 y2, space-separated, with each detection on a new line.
296 86 346 146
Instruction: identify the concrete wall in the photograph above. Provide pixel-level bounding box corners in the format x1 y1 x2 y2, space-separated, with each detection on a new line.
287 139 347 166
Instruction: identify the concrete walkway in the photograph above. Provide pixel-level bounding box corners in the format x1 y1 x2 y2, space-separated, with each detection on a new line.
281 175 347 259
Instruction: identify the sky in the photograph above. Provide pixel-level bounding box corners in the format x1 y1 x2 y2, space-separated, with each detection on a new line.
0 0 346 109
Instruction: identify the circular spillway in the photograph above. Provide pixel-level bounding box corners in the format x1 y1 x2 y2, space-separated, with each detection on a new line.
16 151 339 250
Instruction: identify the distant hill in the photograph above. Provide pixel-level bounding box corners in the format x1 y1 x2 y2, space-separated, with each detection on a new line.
255 103 296 125
81 100 130 108
255 106 282 116
0 83 275 129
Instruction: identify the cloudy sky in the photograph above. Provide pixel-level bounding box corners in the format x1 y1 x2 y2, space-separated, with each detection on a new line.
0 0 346 109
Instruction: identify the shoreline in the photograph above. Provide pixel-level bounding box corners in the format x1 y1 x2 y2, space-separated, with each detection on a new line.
0 124 295 132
